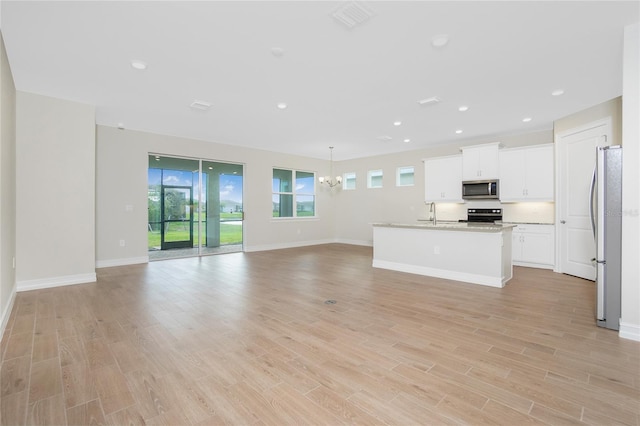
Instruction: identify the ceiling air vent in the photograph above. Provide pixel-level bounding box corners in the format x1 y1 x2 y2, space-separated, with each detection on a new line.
190 100 212 111
376 135 392 142
331 1 375 30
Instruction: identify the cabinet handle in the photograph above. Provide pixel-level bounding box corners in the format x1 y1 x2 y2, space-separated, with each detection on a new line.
560 220 566 224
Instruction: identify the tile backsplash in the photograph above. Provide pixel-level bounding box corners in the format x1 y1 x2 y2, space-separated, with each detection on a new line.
419 201 555 224
502 202 555 224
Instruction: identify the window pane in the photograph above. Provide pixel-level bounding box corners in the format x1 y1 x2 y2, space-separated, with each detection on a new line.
162 169 195 186
296 171 315 194
296 195 315 216
368 170 383 188
398 166 415 186
273 169 293 192
148 169 161 227
272 194 293 217
148 168 161 185
343 172 356 190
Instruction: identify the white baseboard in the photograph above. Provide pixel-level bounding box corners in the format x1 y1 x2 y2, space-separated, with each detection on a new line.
513 261 554 270
96 256 149 268
334 238 372 247
1 284 17 340
372 259 505 288
619 321 640 342
244 239 334 253
17 273 97 292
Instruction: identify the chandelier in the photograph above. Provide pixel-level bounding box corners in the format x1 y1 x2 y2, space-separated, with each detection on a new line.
318 146 342 188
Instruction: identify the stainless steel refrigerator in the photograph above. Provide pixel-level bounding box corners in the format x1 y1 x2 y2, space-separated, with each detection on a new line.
590 145 622 330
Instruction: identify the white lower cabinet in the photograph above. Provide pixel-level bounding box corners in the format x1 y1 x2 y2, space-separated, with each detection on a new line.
512 224 555 269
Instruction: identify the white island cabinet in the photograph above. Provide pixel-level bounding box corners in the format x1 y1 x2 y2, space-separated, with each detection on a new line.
372 222 516 288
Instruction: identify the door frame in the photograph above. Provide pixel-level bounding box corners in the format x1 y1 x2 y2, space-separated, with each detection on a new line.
554 117 612 276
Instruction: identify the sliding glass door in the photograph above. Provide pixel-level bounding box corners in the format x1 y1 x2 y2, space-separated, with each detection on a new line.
148 154 243 260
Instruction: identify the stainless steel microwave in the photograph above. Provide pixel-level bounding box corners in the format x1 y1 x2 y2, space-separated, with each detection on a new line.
462 180 499 200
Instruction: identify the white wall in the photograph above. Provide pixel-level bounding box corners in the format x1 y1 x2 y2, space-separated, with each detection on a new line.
16 91 96 290
620 23 640 341
333 130 554 245
95 125 336 266
553 97 623 141
0 31 16 337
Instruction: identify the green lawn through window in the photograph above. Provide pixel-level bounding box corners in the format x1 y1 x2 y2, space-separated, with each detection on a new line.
148 220 242 249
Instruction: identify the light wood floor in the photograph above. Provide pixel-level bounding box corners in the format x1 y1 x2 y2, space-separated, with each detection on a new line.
1 244 639 425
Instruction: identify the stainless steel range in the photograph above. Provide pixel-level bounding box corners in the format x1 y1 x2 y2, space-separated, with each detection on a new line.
466 208 502 223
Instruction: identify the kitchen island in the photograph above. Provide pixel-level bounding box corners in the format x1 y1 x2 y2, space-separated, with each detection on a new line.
372 222 516 288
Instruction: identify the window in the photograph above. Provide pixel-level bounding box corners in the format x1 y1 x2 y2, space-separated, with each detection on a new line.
343 172 356 190
367 169 383 188
272 168 316 218
396 166 415 186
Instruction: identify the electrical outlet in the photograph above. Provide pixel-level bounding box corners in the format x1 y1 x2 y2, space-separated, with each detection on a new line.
125 205 133 212
119 240 126 247
434 245 440 255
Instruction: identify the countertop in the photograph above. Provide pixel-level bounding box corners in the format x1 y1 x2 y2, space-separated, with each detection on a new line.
372 221 517 233
502 222 555 225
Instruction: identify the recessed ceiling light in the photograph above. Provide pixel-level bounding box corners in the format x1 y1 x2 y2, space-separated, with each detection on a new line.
552 89 565 96
393 121 402 126
277 102 288 109
403 139 411 143
190 100 212 111
455 129 463 134
117 122 125 130
522 117 532 122
431 34 449 48
458 105 469 112
208 166 213 170
130 60 147 70
417 96 441 106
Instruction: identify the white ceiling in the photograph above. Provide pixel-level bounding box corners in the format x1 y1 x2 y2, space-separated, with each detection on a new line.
1 1 638 160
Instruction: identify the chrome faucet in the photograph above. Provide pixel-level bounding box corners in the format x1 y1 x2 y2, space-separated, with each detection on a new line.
429 202 437 225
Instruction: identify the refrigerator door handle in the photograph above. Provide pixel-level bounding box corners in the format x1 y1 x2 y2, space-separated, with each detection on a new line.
589 167 597 240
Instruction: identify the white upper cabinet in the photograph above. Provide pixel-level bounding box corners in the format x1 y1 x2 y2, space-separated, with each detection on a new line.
499 144 554 202
424 155 463 203
461 143 500 181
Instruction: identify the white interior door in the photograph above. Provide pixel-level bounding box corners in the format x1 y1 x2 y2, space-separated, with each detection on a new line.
556 119 611 280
